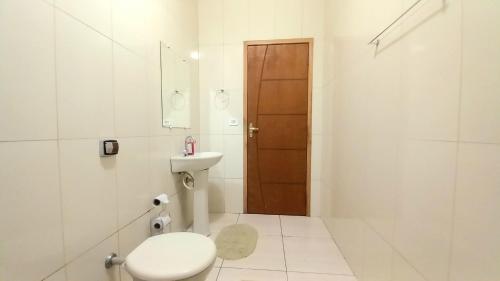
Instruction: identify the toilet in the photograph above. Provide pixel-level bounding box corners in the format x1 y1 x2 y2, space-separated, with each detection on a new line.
125 232 216 281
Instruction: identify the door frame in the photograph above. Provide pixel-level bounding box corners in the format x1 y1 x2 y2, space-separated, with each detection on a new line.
243 38 314 216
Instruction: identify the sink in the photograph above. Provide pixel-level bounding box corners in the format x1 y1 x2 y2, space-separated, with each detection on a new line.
170 152 223 173
170 152 223 236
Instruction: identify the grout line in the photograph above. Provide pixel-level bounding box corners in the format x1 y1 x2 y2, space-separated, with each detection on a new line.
218 266 287 273
3 138 500 146
51 4 69 280
446 1 466 280
214 266 222 281
40 208 155 281
278 216 289 281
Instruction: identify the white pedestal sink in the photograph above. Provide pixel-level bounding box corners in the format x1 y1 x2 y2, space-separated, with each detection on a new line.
171 152 223 236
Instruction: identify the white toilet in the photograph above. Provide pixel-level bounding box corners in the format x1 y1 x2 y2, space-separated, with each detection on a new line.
124 232 216 281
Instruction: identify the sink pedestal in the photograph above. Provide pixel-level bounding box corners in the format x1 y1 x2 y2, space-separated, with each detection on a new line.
192 169 210 236
170 152 223 237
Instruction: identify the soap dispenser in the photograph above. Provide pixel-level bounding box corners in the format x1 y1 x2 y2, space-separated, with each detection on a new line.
184 136 196 156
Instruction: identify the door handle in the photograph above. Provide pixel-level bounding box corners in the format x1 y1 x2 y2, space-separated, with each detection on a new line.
248 122 259 138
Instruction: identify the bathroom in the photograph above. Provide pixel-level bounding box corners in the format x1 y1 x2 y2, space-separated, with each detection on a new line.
1 0 499 280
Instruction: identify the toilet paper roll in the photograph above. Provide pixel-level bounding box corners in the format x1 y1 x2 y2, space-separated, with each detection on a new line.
151 216 172 235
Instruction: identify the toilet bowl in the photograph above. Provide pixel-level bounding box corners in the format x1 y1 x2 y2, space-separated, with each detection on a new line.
125 232 216 281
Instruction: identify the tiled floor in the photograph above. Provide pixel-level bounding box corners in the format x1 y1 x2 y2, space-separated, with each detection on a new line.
206 214 358 281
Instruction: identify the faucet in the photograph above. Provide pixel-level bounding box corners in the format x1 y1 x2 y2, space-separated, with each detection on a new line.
184 136 196 156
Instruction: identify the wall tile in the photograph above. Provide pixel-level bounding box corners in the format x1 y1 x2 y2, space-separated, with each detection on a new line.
401 0 461 141
114 44 149 137
59 139 118 261
302 0 325 39
460 0 500 143
118 213 151 281
223 135 243 178
198 0 224 45
223 0 248 44
149 136 178 196
199 45 225 134
54 0 112 37
449 143 500 281
312 135 323 181
310 180 322 217
168 192 193 232
274 0 303 38
394 140 457 281
0 141 64 281
200 135 225 178
392 252 426 281
56 11 114 139
65 235 119 281
208 178 226 213
361 226 393 281
225 179 243 213
222 89 244 135
223 44 244 90
248 0 276 40
312 40 325 88
44 269 66 281
312 88 323 135
0 0 57 141
112 0 146 55
117 137 151 228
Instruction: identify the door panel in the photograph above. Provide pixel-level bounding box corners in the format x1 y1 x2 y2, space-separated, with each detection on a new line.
258 150 307 183
261 184 306 215
257 115 307 149
262 44 309 80
258 80 308 114
246 42 311 215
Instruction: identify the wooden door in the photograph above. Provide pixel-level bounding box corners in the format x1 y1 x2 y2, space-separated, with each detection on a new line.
245 40 312 216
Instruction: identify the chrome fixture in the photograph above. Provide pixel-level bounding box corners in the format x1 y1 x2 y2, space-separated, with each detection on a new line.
104 253 125 269
248 122 259 138
368 0 424 46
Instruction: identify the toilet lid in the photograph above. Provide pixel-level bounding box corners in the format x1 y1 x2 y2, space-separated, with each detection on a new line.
125 232 216 281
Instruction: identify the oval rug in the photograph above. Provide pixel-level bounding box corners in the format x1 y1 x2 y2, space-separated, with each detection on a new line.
215 224 258 260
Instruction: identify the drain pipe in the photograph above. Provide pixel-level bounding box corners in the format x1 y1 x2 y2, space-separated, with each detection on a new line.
180 171 195 190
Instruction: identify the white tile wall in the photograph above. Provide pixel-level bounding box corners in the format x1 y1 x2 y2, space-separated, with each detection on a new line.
450 143 500 281
0 0 57 141
54 0 112 37
0 141 64 281
460 0 500 144
113 44 149 137
56 10 114 139
198 0 326 215
0 1 199 280
321 1 500 281
59 139 118 261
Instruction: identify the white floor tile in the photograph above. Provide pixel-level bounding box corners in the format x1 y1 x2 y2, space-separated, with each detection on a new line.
281 216 331 237
284 237 352 275
217 268 287 281
288 272 357 281
209 213 239 233
206 267 220 281
208 231 223 268
238 214 282 236
222 235 286 271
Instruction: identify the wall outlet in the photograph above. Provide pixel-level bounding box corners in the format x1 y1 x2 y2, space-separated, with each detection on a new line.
228 118 239 126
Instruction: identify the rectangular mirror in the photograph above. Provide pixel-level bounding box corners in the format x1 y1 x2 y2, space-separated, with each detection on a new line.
160 42 195 128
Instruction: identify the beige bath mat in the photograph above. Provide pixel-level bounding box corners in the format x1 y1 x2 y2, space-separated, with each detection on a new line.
215 224 258 260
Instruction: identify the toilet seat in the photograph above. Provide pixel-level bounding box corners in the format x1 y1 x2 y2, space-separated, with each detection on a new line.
125 232 216 281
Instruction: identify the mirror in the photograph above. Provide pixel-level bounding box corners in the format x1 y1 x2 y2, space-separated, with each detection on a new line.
160 42 195 128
